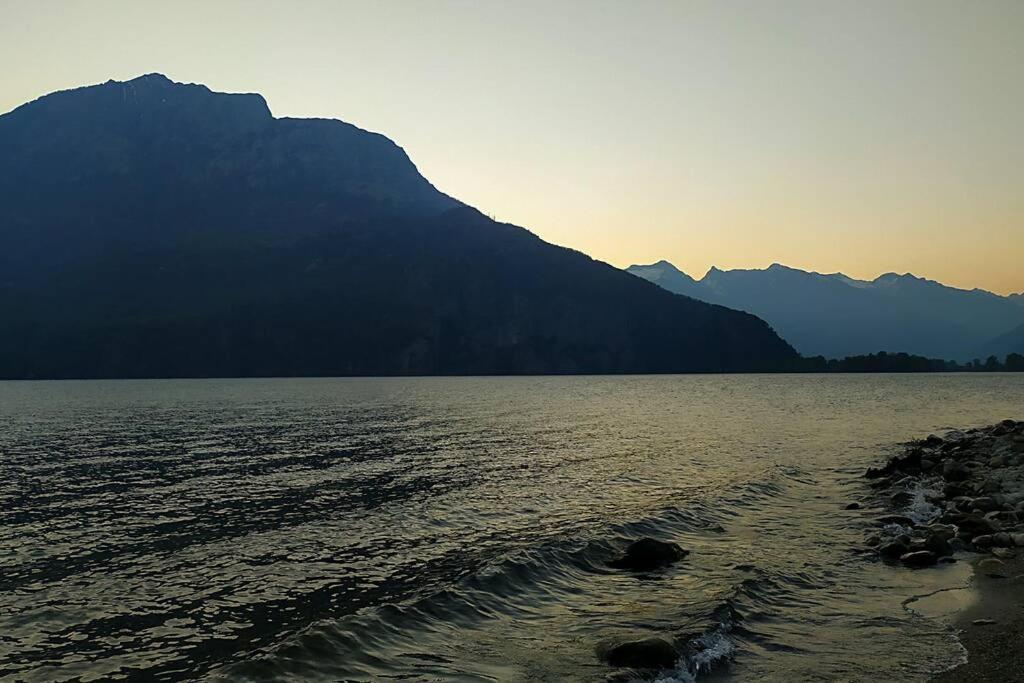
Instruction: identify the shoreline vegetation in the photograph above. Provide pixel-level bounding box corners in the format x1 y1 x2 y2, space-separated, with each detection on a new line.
803 351 1024 373
861 419 1024 681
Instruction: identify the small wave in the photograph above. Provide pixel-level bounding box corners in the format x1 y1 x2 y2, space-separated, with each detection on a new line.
219 465 815 681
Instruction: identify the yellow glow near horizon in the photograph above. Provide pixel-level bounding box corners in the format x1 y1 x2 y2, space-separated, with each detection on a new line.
2 0 1022 294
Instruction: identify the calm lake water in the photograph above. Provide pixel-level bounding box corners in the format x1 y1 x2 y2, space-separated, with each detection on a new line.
1 374 1022 682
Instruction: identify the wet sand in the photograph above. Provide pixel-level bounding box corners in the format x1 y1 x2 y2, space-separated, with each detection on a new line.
932 556 1024 682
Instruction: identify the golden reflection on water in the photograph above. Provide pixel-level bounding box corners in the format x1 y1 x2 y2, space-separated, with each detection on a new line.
0 374 1022 681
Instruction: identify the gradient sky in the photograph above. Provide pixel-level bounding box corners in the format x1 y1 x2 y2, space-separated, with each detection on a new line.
2 0 1022 294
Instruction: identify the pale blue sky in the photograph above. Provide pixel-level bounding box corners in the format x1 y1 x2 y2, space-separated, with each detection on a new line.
2 0 1022 293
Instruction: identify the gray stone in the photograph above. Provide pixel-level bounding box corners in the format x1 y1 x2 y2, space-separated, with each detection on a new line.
979 478 1003 494
925 524 958 541
954 514 999 537
923 533 952 557
972 534 995 549
979 557 1007 577
879 540 909 560
970 497 1000 512
942 461 970 482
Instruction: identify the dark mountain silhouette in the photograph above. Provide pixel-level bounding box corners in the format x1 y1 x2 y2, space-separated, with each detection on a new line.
0 75 798 379
627 261 1024 361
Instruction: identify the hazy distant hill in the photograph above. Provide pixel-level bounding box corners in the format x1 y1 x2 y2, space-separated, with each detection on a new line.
0 75 798 378
986 322 1024 357
627 260 1024 361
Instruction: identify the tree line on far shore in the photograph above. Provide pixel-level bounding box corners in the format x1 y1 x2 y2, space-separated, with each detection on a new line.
800 351 1024 373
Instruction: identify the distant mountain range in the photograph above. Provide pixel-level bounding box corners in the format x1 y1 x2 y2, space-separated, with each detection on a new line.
0 75 799 378
987 322 1024 359
627 261 1024 361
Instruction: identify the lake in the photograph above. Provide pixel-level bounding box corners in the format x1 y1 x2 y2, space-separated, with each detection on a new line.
1 374 1022 681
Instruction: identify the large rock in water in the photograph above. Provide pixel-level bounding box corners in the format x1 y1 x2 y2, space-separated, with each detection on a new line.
609 538 688 571
598 637 679 669
0 75 800 379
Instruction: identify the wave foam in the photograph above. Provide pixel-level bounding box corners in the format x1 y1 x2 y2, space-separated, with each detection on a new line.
650 604 738 683
905 480 942 525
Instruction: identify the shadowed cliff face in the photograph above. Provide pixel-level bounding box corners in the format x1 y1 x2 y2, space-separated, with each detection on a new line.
628 261 1024 362
0 75 798 378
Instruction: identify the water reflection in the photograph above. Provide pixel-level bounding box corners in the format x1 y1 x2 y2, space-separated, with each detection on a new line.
0 375 1021 681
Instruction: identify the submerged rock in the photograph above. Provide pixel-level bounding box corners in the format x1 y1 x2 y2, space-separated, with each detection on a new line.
609 538 688 571
899 550 937 568
599 637 679 669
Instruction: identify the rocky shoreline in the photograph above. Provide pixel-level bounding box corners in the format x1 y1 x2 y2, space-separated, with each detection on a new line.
862 418 1024 680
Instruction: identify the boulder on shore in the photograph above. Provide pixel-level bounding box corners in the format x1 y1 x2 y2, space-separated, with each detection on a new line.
609 538 688 571
942 461 970 482
864 422 1024 566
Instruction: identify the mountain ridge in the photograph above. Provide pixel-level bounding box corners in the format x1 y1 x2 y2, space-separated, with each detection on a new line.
0 75 799 378
627 260 1024 361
